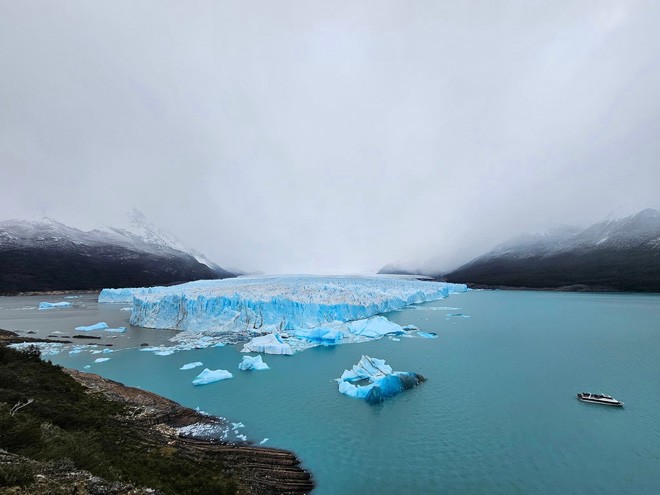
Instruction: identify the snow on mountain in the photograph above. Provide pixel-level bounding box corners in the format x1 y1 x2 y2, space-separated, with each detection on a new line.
0 210 235 292
444 209 660 292
0 209 230 274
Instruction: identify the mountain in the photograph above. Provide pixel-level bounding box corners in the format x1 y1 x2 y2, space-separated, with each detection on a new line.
443 209 660 292
0 211 235 293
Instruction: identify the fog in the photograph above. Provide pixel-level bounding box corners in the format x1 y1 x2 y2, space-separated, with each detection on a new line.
1 1 659 273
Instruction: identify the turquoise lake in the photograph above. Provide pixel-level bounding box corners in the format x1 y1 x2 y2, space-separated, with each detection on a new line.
1 290 659 494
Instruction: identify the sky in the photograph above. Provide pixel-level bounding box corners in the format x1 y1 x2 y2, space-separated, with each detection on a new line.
1 1 659 274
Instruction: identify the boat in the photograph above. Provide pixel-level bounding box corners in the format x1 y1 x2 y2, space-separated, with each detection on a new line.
577 392 624 407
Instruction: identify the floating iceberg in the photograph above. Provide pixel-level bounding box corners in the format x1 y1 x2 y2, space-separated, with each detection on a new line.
38 301 72 309
180 362 204 370
192 368 233 385
242 333 292 355
94 357 110 363
74 322 126 333
417 332 438 339
346 316 405 338
99 275 467 353
337 355 426 404
75 322 109 331
238 355 270 371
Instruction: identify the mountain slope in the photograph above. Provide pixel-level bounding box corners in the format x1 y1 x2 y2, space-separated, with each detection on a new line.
0 213 234 293
444 209 660 292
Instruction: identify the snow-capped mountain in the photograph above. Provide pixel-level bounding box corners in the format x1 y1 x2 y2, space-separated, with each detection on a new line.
0 211 234 293
443 209 660 292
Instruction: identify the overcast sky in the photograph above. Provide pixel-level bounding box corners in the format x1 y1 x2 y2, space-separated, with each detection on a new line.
1 1 659 273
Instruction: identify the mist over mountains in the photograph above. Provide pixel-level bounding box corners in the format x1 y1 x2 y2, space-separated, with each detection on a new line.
0 210 234 293
382 209 660 292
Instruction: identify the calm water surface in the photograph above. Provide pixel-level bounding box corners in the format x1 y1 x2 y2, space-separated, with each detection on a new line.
1 290 659 494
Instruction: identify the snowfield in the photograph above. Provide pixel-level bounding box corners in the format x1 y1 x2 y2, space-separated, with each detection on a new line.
99 275 467 353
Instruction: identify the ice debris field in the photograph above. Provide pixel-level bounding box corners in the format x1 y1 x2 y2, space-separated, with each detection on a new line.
99 275 467 354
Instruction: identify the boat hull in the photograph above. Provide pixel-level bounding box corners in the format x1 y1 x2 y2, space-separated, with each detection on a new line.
577 395 624 407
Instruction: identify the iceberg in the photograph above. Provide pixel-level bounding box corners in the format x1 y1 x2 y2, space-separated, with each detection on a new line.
94 357 110 363
38 301 72 309
75 322 109 331
417 332 438 339
192 368 233 385
242 333 292 355
346 316 405 338
180 362 204 370
238 355 270 371
337 355 426 404
99 275 467 353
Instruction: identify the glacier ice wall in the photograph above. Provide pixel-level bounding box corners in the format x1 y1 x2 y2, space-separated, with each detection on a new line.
99 275 467 334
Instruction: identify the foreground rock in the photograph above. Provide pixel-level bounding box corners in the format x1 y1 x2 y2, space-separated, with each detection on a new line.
66 369 313 494
0 341 313 494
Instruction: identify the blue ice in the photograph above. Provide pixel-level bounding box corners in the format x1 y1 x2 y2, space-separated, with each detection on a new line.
192 368 233 385
238 355 270 371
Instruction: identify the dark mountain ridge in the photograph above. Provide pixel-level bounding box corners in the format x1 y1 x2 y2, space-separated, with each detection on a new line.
0 215 235 293
443 209 660 292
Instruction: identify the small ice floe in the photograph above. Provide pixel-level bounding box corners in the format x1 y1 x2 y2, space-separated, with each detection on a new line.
238 355 269 371
259 438 269 445
105 327 126 333
337 355 426 405
446 313 471 318
84 365 91 369
417 332 438 339
180 362 203 370
64 295 80 299
242 333 292 355
120 307 132 311
75 322 109 331
231 422 244 430
9 342 65 356
140 346 176 356
94 357 110 363
236 434 247 441
192 368 233 385
38 301 72 309
407 306 460 311
389 337 401 342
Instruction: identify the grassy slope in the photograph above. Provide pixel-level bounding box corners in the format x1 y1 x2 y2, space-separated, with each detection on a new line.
0 345 238 494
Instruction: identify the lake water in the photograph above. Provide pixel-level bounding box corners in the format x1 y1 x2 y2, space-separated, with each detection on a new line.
1 290 659 494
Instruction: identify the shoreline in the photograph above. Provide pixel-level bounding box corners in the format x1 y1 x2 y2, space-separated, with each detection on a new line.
0 330 314 494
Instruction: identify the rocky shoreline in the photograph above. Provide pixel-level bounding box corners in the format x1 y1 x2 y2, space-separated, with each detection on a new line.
0 330 314 494
66 369 314 494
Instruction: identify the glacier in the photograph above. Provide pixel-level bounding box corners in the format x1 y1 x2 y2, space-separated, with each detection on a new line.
238 355 270 371
99 275 467 353
337 355 426 404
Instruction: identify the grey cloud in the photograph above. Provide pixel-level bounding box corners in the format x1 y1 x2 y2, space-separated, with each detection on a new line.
1 1 659 273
